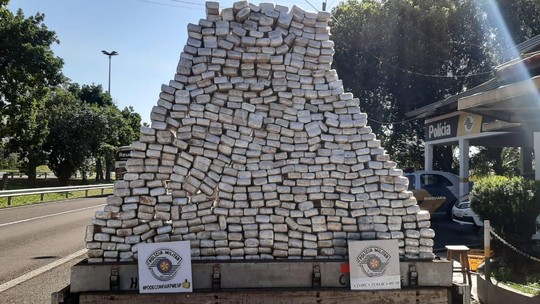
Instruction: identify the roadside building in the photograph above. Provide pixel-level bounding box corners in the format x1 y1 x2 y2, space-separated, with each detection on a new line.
406 35 540 196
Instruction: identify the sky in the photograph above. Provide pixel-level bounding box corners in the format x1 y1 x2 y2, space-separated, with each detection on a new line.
8 0 340 124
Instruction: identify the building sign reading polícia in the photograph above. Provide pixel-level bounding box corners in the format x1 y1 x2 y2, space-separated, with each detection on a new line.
425 113 483 142
138 241 192 293
348 240 401 290
425 115 458 141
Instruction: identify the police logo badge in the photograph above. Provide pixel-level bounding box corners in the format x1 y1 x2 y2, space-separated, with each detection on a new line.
463 114 475 133
146 248 183 281
357 246 391 277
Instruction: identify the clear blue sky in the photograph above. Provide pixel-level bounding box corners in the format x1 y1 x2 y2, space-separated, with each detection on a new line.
8 0 338 124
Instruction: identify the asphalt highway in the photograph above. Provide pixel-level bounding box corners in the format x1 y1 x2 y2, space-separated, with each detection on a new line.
0 197 106 304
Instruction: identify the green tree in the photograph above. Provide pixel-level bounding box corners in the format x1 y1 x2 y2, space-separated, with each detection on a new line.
120 106 142 145
100 106 141 181
69 84 141 181
331 0 486 169
68 83 110 181
0 143 19 169
105 106 141 181
470 147 520 177
1 2 141 184
94 105 131 181
6 94 50 180
331 0 540 170
471 175 539 240
68 83 113 107
44 88 106 185
0 3 63 180
471 176 540 277
493 0 540 46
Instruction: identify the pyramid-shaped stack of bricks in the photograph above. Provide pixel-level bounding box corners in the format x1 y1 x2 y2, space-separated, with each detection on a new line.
85 1 436 263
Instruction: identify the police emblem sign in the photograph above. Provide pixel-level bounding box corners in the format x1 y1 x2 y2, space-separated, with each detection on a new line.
138 241 192 293
348 240 401 290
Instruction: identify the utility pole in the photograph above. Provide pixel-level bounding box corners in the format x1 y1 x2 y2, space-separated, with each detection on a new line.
322 0 327 11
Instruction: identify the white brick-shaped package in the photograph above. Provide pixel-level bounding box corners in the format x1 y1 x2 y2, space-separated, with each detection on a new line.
86 1 434 263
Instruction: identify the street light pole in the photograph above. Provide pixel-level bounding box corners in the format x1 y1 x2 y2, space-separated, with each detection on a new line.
101 50 119 94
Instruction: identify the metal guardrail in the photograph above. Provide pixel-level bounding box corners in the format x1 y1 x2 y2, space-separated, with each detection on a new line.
0 184 114 206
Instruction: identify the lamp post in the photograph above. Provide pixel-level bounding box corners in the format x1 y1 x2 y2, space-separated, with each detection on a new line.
101 50 119 94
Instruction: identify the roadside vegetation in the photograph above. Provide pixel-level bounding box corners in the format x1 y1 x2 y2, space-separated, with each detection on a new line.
0 187 113 209
471 176 540 293
471 176 539 241
505 280 540 296
0 1 141 186
0 166 114 208
2 173 103 189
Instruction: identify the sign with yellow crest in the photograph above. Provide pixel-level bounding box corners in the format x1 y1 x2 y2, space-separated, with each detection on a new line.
348 240 401 290
138 241 192 293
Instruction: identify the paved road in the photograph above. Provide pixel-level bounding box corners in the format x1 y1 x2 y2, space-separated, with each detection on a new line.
0 197 106 304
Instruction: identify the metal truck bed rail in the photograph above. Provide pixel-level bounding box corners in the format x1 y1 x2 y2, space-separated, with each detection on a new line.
70 259 452 292
51 259 457 304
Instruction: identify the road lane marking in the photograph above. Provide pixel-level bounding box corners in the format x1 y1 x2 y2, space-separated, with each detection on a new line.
0 248 87 293
0 204 105 228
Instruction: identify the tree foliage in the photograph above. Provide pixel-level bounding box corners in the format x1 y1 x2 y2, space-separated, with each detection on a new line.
0 5 63 180
69 83 114 107
44 88 107 185
0 145 18 169
470 147 520 177
105 106 141 180
39 84 141 184
331 0 540 170
471 175 540 278
471 175 539 240
120 106 142 145
494 0 540 45
0 6 64 122
4 93 49 180
67 84 141 181
0 4 142 184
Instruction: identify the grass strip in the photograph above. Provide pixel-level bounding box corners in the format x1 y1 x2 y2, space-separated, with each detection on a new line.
0 188 113 208
504 281 540 296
